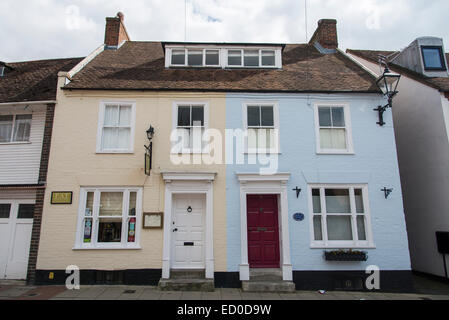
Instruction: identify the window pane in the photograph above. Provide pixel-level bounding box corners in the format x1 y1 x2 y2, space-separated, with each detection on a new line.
261 106 274 126
117 128 130 149
0 115 13 142
129 192 137 216
0 204 11 218
178 106 191 127
313 216 323 241
357 216 367 241
247 106 260 127
119 106 131 126
244 50 259 67
327 216 353 240
17 204 34 219
331 128 347 149
171 49 185 65
191 106 204 127
331 107 345 127
205 50 219 65
104 105 119 126
320 128 346 150
355 189 364 213
102 127 118 149
99 192 123 216
422 47 443 69
319 128 333 149
247 128 258 150
325 189 350 213
261 50 275 66
98 218 122 242
312 189 321 213
228 50 242 66
318 107 331 127
188 50 203 66
128 217 136 243
85 192 94 216
13 115 32 142
83 218 93 243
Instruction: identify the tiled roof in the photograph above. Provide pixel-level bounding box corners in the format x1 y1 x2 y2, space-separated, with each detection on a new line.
0 57 83 103
64 42 380 93
347 49 449 92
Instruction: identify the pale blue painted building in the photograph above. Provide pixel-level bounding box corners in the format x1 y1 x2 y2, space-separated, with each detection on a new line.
225 93 412 291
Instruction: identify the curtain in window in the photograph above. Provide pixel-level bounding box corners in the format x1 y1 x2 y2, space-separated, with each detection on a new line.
327 216 353 240
99 192 123 216
325 189 350 213
320 128 346 149
13 115 32 142
102 105 131 150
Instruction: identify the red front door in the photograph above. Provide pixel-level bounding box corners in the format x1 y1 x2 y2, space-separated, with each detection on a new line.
247 195 280 268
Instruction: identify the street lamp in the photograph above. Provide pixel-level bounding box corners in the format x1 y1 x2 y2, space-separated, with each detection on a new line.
144 126 155 176
374 56 401 126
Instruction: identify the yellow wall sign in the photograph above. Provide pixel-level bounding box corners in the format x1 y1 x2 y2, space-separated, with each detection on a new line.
51 192 73 205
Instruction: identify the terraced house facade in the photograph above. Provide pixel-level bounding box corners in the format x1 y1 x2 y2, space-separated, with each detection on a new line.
25 13 412 291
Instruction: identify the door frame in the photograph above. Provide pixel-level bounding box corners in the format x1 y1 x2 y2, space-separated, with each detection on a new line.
161 172 216 279
236 173 292 281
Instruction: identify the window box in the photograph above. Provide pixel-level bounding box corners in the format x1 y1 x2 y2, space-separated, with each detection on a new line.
324 250 368 262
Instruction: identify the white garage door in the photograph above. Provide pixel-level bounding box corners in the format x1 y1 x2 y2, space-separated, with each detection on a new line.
0 200 34 280
171 194 205 269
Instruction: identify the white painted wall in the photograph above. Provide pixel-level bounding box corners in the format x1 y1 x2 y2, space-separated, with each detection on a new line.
348 53 449 278
0 104 46 185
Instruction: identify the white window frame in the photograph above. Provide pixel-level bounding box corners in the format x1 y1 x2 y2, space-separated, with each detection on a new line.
0 113 33 144
96 101 136 154
307 184 375 249
242 101 280 154
74 187 142 250
314 102 354 154
171 101 210 154
226 49 279 68
168 48 221 68
165 46 282 69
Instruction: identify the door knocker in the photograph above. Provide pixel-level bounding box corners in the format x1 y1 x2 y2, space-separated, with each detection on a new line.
187 206 193 213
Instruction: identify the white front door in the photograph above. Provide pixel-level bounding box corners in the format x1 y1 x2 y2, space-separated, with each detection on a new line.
0 201 34 280
171 194 205 269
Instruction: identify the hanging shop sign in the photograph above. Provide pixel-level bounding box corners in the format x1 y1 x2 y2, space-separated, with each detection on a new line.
51 191 73 205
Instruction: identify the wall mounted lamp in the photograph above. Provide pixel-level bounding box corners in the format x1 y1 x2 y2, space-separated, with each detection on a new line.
144 126 155 176
374 55 401 126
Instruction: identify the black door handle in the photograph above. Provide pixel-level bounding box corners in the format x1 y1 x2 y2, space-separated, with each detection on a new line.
173 228 178 232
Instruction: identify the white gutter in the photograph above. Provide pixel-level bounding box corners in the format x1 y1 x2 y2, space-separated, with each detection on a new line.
0 100 57 107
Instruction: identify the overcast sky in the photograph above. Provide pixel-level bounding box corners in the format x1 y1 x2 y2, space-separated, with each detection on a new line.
2 0 449 62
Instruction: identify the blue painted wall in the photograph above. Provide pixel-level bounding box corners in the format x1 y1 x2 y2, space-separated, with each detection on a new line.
225 93 411 272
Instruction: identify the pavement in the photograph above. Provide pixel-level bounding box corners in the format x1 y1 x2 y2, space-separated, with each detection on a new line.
0 274 448 301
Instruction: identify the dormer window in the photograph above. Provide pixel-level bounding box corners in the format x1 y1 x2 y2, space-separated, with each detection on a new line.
166 45 282 69
0 67 4 77
421 46 446 71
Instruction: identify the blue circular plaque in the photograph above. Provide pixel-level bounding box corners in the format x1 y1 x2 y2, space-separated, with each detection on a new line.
293 213 305 221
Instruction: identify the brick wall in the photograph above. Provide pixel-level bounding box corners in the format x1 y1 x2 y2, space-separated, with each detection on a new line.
104 13 130 47
309 19 338 50
26 103 55 284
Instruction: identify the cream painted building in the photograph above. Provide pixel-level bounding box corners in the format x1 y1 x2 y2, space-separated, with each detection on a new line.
36 70 227 285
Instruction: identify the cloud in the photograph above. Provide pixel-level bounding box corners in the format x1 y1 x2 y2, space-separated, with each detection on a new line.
0 0 448 62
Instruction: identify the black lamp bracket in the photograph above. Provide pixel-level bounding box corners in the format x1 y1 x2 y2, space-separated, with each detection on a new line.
382 187 393 199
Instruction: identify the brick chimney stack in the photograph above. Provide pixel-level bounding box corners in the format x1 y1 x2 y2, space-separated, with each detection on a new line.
104 12 130 48
309 19 338 50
